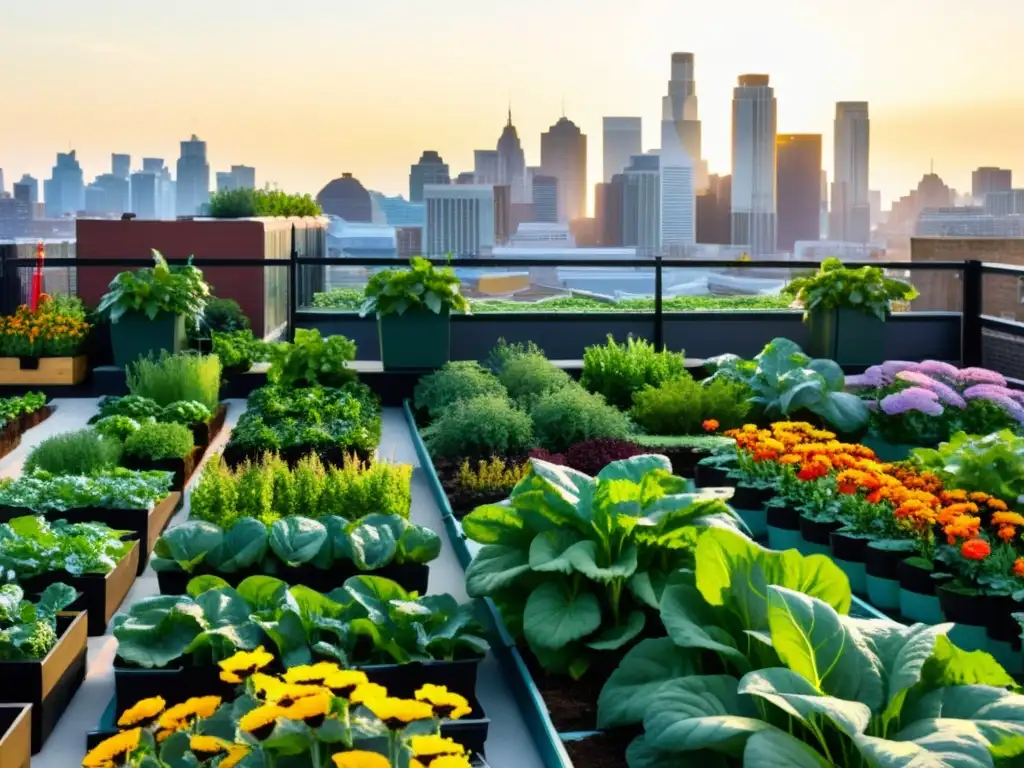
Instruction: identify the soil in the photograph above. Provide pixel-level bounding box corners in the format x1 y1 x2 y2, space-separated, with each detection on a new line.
563 729 638 768
520 648 629 733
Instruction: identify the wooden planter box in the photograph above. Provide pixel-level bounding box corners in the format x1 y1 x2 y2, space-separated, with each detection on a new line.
122 447 200 491
0 406 53 463
191 403 228 452
0 613 88 753
0 493 180 576
0 356 87 385
0 705 31 768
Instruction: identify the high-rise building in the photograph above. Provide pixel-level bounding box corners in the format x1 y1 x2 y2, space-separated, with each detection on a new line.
497 110 529 203
216 172 236 193
622 154 661 256
696 174 732 244
175 135 210 217
130 172 159 219
231 165 256 190
474 150 499 185
869 190 882 229
395 226 423 259
369 193 425 227
983 189 1024 216
595 179 625 246
13 182 34 221
972 167 1012 203
112 154 131 180
423 184 495 256
776 134 822 252
44 150 86 218
16 175 38 205
831 102 870 243
0 169 5 196
85 174 130 216
730 75 777 255
409 151 450 203
531 175 558 223
493 184 512 245
603 117 642 183
540 117 587 223
136 159 175 219
662 53 707 191
455 172 475 185
317 173 373 222
820 170 829 237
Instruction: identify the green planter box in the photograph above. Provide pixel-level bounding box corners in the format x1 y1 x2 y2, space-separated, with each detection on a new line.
806 307 886 367
110 312 186 368
378 310 451 371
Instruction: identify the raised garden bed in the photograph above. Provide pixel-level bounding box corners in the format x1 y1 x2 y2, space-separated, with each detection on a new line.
190 402 227 452
0 612 88 753
0 405 54 462
0 357 88 386
121 449 200 491
0 705 31 768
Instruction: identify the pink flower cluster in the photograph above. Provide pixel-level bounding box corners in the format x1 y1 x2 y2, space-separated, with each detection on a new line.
880 387 944 417
894 371 966 409
963 384 1024 423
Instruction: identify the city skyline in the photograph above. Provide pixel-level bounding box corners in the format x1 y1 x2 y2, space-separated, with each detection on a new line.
5 0 1024 211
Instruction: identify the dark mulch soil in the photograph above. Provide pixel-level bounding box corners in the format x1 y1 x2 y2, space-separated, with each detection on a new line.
563 729 638 768
521 648 629 733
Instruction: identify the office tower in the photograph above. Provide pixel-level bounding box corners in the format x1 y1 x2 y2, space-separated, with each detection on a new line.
0 169 4 196
112 153 131 180
830 102 870 243
972 167 1012 203
85 174 130 216
531 175 558 223
730 75 777 255
369 192 425 227
13 182 34 223
696 174 732 244
423 184 495 256
316 173 373 222
595 179 624 246
138 159 175 219
662 52 707 192
409 151 450 203
44 150 86 218
869 190 882 229
175 134 211 217
497 110 529 203
231 165 256 190
130 172 159 219
776 134 822 253
603 117 642 183
474 150 499 185
395 226 423 259
17 175 38 205
540 117 587 223
622 154 661 256
983 189 1024 216
216 172 236 193
493 184 512 244
820 170 829 237
455 172 475 185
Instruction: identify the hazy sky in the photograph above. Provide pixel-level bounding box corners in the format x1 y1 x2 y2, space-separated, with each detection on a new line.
5 0 1024 211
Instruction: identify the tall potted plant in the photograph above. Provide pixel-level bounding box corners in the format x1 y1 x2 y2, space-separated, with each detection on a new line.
360 256 468 370
98 251 210 368
783 257 918 367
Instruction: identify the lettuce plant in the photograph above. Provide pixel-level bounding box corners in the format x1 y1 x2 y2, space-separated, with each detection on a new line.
913 429 1024 509
462 455 744 679
0 515 135 577
600 528 1024 767
150 514 441 575
0 582 79 660
0 469 173 512
114 574 486 669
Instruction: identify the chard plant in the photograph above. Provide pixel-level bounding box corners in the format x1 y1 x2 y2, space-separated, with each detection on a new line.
0 582 78 660
461 455 743 679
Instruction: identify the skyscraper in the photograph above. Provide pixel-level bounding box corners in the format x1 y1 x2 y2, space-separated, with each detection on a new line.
423 184 495 256
0 169 5 196
231 165 256 190
409 151 450 203
133 159 175 219
44 150 86 218
112 154 131 180
595 178 625 246
175 135 210 216
603 117 642 183
86 174 130 216
473 150 499 185
540 117 587 223
662 53 707 192
531 175 558 223
730 75 777 255
776 134 822 252
831 102 870 243
216 172 237 193
497 110 529 203
17 175 38 205
622 154 661 256
972 167 1012 203
696 174 732 245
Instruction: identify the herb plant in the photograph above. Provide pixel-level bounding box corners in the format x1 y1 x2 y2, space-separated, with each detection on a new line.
360 257 469 317
266 329 356 389
127 352 222 411
530 385 633 452
413 361 506 420
93 394 162 422
211 329 268 371
783 257 919 320
484 338 546 375
913 429 1024 509
0 469 172 512
0 515 135 577
580 335 686 410
159 400 212 425
0 392 47 427
0 582 79 660
123 422 195 461
97 251 210 323
631 374 752 435
24 428 122 475
496 354 573 408
462 455 743 678
93 415 145 442
422 395 534 460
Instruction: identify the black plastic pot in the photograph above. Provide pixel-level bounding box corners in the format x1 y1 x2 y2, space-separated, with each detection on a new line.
113 660 233 719
864 543 912 580
937 586 989 627
799 515 841 546
362 658 481 702
897 560 939 596
731 484 775 510
830 531 870 563
694 464 734 488
766 504 801 531
985 594 1023 645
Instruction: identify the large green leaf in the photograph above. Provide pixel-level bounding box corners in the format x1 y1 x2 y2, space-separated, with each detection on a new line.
155 521 225 572
597 637 697 728
739 668 872 738
396 520 441 565
585 610 646 651
902 686 1024 760
920 636 1016 689
269 518 327 567
252 610 311 668
236 575 290 610
207 518 268 573
658 579 748 670
853 722 995 767
528 529 583 574
347 517 398 570
465 545 531 597
625 735 728 768
523 581 601 650
596 454 673 482
813 391 870 434
114 598 206 668
564 540 638 583
743 730 834 767
460 503 531 547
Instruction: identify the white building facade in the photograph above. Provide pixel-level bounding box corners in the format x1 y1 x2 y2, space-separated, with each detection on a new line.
602 117 642 183
423 184 495 256
831 102 870 243
731 74 777 256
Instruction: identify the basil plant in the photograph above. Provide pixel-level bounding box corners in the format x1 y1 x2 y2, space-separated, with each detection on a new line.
462 455 743 679
600 528 1024 767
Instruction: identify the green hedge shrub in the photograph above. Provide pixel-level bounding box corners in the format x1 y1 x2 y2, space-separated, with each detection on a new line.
414 361 506 419
424 395 534 460
497 355 573 408
580 335 686 410
531 385 632 452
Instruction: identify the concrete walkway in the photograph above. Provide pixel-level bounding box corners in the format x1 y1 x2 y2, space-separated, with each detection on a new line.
5 402 542 768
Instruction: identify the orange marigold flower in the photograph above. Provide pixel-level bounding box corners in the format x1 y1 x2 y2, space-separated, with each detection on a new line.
960 539 991 561
987 498 1009 512
779 454 801 465
866 489 882 504
940 489 968 504
998 525 1017 542
797 463 828 482
702 419 719 432
968 492 991 503
992 511 1024 527
1014 558 1024 578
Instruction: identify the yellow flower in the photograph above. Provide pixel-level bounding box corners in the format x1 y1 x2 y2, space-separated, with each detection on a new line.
427 757 473 768
219 646 274 683
332 751 392 768
82 728 141 767
189 734 230 758
414 685 473 720
281 661 340 685
410 734 466 758
238 703 284 739
362 697 435 728
324 668 369 696
157 696 222 730
220 745 251 768
280 689 332 725
252 673 328 706
156 721 187 741
117 696 166 727
349 682 389 705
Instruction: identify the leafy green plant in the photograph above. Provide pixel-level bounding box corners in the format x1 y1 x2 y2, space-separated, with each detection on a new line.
114 574 486 669
127 352 222 411
97 251 210 323
24 428 122 475
0 515 135 577
484 338 547 374
462 455 743 678
599 527 1024 768
413 361 507 419
360 257 469 317
93 394 162 421
705 337 869 433
581 335 687 410
93 415 146 442
0 582 79 660
631 374 752 434
150 513 440 576
454 458 528 494
0 469 172 512
783 257 919 320
267 329 356 389
206 187 322 218
913 429 1024 509
496 354 573 407
123 422 195 461
159 400 212 425
0 392 47 427
423 395 534 460
197 297 250 332
530 384 633 452
211 329 268 372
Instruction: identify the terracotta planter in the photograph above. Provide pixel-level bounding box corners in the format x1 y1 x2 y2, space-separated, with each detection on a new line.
0 356 88 385
0 705 31 768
